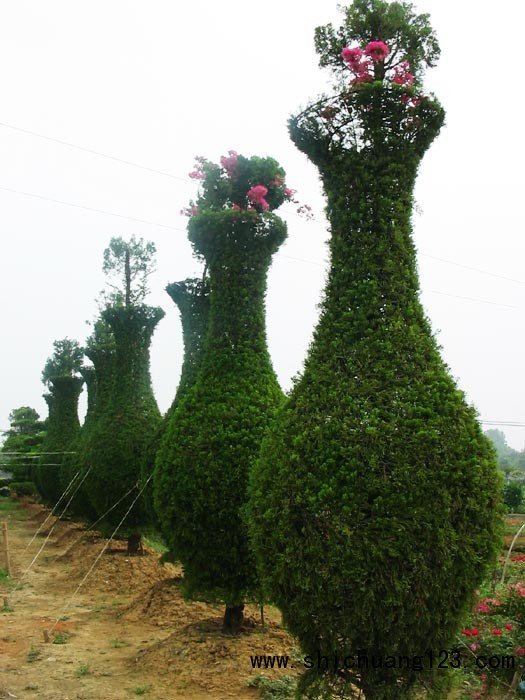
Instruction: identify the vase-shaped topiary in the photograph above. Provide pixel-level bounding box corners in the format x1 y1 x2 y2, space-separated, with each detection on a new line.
154 152 295 631
247 2 503 698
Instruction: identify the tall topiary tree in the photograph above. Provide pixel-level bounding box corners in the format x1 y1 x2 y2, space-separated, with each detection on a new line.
165 277 211 406
248 2 503 698
36 338 84 504
83 238 164 548
154 152 298 631
141 276 210 527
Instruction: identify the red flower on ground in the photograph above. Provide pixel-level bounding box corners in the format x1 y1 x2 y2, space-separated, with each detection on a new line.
492 628 502 635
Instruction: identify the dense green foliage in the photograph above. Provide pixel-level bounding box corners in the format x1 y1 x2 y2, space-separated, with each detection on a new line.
36 339 84 504
0 407 45 482
141 277 210 527
503 482 523 512
247 3 503 698
154 200 286 620
83 304 164 533
165 277 211 405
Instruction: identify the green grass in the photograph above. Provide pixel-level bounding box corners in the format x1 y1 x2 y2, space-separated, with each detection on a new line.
0 568 10 584
52 631 70 644
75 663 90 677
26 645 41 663
111 638 129 648
247 675 296 700
0 497 27 519
129 685 152 695
143 533 169 555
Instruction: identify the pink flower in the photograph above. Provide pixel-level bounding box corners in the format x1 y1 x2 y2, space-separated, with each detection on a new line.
297 203 314 220
247 185 269 211
364 41 390 62
516 647 525 656
505 623 513 630
271 175 285 186
283 187 296 200
341 46 364 68
232 203 242 211
392 61 414 85
220 150 239 176
189 168 206 180
470 643 480 651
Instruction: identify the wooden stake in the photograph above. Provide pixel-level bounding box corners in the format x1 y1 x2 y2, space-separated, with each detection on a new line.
43 630 50 643
1 521 11 576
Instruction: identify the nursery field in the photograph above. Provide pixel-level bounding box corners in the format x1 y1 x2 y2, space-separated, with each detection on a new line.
0 497 297 700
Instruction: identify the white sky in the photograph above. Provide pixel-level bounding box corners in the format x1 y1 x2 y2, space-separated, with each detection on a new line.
1 1 524 450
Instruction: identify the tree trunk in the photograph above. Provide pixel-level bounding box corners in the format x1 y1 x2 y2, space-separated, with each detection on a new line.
127 532 143 555
222 604 244 633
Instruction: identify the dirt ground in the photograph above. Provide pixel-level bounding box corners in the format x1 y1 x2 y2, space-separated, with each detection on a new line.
0 498 298 700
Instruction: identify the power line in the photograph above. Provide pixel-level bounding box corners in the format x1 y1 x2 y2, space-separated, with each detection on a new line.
425 288 521 310
2 118 525 288
0 185 185 232
420 253 525 286
0 120 194 185
0 186 521 311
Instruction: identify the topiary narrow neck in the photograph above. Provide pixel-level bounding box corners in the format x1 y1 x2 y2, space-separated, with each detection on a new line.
188 210 287 354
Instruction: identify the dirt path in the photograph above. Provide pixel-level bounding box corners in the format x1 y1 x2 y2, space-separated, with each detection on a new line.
0 499 297 700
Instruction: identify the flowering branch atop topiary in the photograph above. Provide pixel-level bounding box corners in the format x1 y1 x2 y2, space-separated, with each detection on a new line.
181 151 313 220
341 40 415 95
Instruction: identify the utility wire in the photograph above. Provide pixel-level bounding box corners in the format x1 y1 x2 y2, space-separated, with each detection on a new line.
2 119 525 287
0 187 522 311
0 185 185 232
0 120 193 184
21 470 81 556
48 473 153 636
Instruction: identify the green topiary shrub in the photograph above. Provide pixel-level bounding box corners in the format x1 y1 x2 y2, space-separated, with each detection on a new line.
36 339 84 504
154 152 293 631
141 277 210 529
247 2 503 698
10 481 37 497
82 238 164 546
83 304 164 541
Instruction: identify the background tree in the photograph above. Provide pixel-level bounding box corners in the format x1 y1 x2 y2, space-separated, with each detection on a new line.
83 237 164 549
503 482 523 512
248 2 502 698
154 153 291 631
35 338 83 503
485 428 525 472
0 407 45 484
102 235 156 307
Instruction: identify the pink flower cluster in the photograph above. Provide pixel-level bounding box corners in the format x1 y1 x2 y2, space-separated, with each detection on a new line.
184 151 314 220
220 150 238 176
247 185 270 211
341 41 414 90
474 597 502 614
189 155 209 180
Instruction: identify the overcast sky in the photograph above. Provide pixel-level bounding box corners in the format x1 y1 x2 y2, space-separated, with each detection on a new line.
1 1 524 450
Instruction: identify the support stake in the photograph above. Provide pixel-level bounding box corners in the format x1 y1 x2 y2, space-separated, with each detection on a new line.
1 521 11 576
